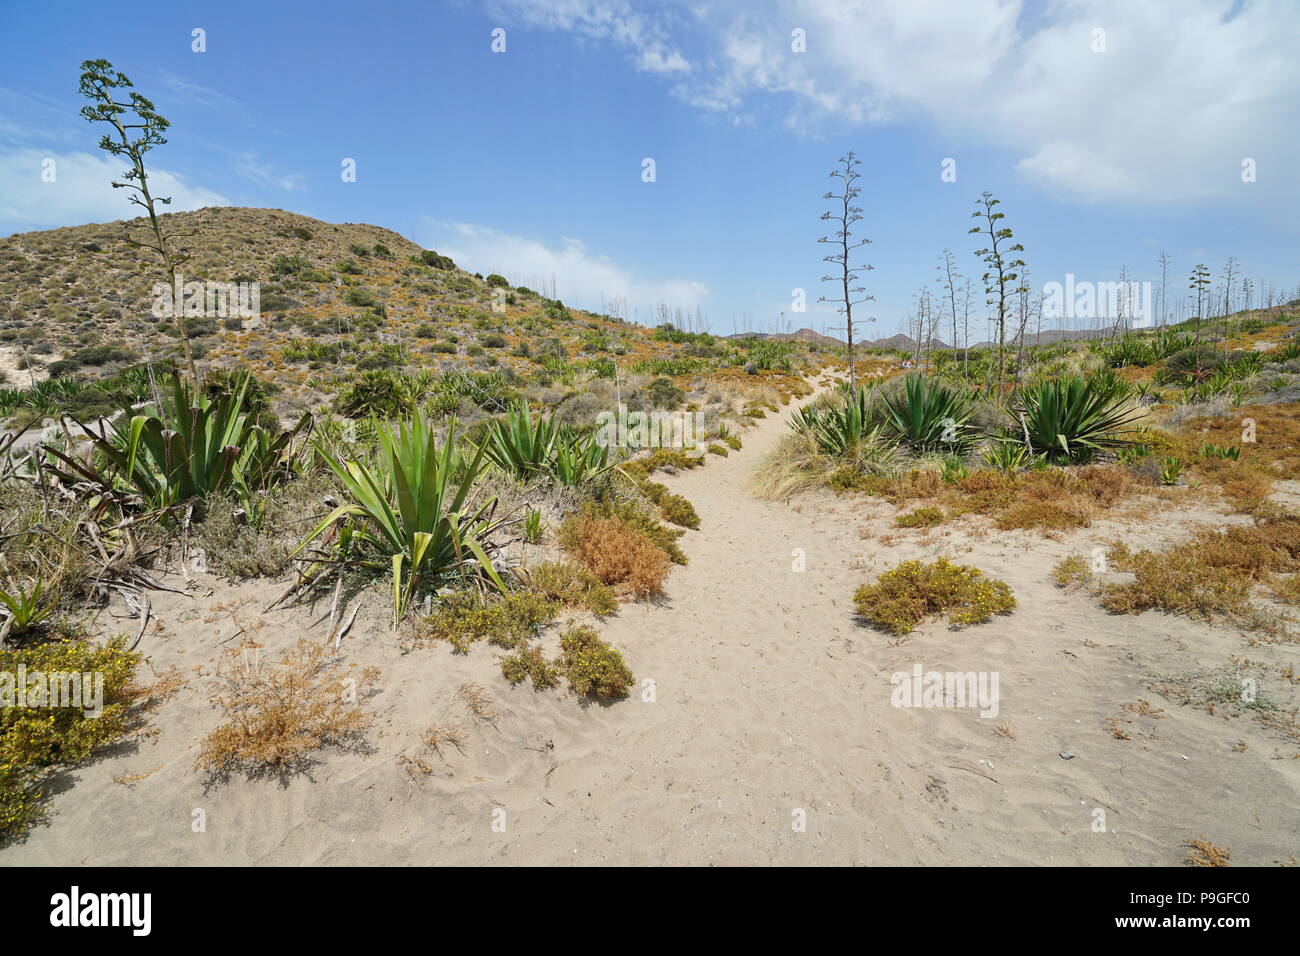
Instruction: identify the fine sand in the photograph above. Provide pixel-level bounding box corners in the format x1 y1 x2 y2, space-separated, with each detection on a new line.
3 382 1298 866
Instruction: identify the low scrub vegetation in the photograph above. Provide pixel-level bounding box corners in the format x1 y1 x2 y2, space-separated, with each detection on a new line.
853 559 1017 634
1057 512 1300 627
1 636 138 840
193 639 379 780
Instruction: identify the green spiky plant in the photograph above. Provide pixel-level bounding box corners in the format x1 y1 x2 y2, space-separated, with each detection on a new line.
481 401 558 479
793 386 875 456
43 372 309 519
1015 375 1141 464
874 374 976 452
982 438 1038 473
297 410 507 625
0 581 56 641
481 401 611 487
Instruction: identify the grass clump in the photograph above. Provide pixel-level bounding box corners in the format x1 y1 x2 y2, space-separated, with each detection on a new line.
525 561 619 615
853 558 1016 634
1 636 138 841
414 590 559 652
194 639 379 780
895 506 945 528
559 625 634 700
1051 555 1094 590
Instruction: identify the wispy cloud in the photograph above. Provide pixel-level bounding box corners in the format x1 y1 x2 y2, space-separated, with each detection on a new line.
488 0 691 75
233 151 307 192
153 70 244 114
424 220 708 319
0 148 228 233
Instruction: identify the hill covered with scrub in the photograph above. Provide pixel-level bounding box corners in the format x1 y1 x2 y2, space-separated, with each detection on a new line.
0 206 816 423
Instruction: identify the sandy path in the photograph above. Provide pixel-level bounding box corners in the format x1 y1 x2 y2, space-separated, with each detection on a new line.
4 379 1297 866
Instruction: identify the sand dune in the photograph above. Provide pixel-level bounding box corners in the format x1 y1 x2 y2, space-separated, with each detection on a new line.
3 382 1297 866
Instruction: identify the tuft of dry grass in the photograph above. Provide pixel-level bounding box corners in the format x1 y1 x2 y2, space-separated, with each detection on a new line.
193 639 378 779
458 682 495 722
423 723 468 758
1184 836 1231 867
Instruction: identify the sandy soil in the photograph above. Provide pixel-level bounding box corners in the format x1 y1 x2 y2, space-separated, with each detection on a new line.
3 382 1298 866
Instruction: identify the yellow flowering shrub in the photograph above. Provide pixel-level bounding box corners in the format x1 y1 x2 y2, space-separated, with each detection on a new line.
1 636 138 841
852 559 1016 634
559 625 634 700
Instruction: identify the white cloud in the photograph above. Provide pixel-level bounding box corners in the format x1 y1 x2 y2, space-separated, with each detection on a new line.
488 0 691 74
424 220 708 318
497 0 1300 202
233 151 307 191
0 148 229 232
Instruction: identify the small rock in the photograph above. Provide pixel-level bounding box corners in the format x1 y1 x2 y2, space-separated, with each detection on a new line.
1059 750 1074 760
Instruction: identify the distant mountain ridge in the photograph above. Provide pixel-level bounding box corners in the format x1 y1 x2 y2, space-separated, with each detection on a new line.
726 326 1115 351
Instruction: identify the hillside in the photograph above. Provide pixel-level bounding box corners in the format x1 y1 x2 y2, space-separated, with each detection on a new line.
0 207 726 415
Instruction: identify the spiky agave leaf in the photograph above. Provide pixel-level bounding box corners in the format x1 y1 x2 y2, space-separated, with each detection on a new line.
1015 375 1141 463
297 410 507 625
875 374 976 452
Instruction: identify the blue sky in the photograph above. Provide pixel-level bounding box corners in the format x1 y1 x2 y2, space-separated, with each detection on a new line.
1 0 1297 339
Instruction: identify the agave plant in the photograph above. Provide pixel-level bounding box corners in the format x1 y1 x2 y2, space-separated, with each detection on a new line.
874 375 976 452
297 411 507 625
793 386 875 456
1015 375 1141 463
939 455 969 483
0 580 56 640
982 438 1038 473
481 401 611 486
43 372 310 516
481 401 559 479
550 431 611 486
1158 456 1183 485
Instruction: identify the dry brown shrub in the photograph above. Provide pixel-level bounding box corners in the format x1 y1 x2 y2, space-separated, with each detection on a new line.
194 639 379 779
1098 514 1300 623
558 516 670 600
1075 464 1138 503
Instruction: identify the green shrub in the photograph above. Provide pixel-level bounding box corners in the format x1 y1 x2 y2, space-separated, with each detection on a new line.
635 479 700 529
853 559 1016 634
526 561 618 615
416 590 558 653
419 250 456 270
643 377 685 409
895 506 945 528
334 369 408 419
501 642 559 689
559 625 634 700
1 637 138 840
